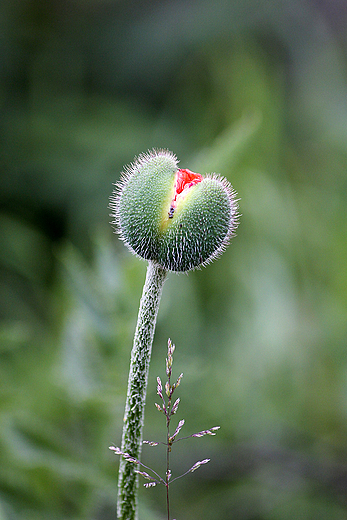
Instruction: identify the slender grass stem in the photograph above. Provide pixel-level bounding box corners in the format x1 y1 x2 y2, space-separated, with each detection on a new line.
117 261 167 520
166 372 172 520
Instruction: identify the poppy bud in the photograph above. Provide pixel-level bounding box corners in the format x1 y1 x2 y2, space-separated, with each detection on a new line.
110 149 239 272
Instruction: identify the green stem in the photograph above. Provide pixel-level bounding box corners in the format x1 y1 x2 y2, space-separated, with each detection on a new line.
117 261 168 520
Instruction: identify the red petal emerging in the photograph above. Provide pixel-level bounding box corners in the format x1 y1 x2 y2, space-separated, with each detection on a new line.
168 169 203 219
175 169 203 197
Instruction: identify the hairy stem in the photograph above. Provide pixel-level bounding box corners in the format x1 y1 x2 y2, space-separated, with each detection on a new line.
117 261 167 520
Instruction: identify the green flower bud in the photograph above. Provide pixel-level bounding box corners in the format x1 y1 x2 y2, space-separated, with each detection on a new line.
110 149 239 272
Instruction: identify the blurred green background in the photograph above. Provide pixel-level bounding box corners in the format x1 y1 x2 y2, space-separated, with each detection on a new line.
1 0 347 518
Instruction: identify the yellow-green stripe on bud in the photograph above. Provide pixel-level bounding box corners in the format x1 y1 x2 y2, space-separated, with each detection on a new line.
110 149 239 272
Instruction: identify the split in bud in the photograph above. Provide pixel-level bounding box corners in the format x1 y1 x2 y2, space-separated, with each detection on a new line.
110 149 239 272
